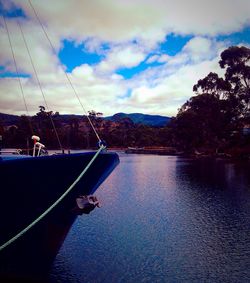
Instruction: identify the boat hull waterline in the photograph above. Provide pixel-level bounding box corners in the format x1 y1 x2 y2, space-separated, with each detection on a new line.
0 151 119 281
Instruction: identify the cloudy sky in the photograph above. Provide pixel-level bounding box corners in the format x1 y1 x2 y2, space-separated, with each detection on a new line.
0 0 250 117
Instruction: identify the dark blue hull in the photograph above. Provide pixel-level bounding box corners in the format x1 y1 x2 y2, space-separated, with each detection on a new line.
0 151 119 281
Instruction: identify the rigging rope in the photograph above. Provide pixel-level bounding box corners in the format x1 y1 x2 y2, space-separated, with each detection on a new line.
0 3 108 253
28 0 102 143
0 145 105 252
16 17 63 152
2 16 33 136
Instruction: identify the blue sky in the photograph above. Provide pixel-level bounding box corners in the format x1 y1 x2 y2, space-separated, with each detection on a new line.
58 34 195 78
0 0 250 116
58 40 105 72
59 30 250 80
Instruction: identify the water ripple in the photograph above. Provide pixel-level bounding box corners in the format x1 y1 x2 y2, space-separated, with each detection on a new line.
50 155 250 283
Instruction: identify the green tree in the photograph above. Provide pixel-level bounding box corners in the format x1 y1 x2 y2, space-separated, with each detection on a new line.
219 46 250 120
170 45 250 154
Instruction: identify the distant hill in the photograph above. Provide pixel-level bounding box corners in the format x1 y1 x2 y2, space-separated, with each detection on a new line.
104 113 171 126
0 112 171 127
0 113 85 124
0 113 19 126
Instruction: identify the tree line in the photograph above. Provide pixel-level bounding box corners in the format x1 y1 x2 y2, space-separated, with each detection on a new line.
0 108 169 150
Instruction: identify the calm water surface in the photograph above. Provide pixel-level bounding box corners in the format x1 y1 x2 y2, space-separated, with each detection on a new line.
50 154 250 283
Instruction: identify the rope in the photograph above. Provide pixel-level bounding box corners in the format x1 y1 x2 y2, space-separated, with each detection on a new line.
16 17 63 152
28 0 101 143
0 145 105 252
2 16 33 135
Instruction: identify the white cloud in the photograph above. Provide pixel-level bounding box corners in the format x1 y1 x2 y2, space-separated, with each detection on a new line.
183 37 213 61
146 54 170 64
12 0 250 45
182 37 226 63
97 45 146 73
119 38 226 116
71 64 94 81
146 55 160 64
0 17 60 77
0 1 249 117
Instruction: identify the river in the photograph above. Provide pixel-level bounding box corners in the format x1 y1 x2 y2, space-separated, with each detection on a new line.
50 153 250 282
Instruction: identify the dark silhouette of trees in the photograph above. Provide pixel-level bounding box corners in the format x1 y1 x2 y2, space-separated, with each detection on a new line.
68 117 80 148
219 46 250 120
193 72 231 99
170 45 250 156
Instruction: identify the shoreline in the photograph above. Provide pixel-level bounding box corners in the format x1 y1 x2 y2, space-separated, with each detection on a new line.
2 146 250 161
